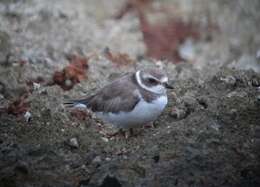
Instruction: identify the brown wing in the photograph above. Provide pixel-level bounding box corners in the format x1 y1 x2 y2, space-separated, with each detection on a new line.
79 73 140 113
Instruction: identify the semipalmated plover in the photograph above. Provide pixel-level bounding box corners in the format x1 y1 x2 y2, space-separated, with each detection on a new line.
65 69 173 129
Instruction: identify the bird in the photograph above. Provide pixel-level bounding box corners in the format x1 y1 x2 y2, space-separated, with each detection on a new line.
65 69 173 129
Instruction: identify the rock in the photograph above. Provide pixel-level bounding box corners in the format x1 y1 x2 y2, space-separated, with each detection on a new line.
220 76 236 86
183 96 197 108
66 137 79 149
170 107 187 119
33 82 41 91
183 96 198 114
24 111 32 122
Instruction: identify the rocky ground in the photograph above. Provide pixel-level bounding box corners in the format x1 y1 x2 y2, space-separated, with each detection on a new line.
0 0 260 187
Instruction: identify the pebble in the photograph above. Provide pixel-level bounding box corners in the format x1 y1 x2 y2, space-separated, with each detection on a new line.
170 107 186 119
65 79 73 87
220 76 236 86
227 91 247 98
24 111 32 122
101 137 109 142
67 137 79 149
33 82 41 91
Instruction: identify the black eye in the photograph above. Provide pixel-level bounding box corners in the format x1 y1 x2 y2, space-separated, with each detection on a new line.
148 78 157 84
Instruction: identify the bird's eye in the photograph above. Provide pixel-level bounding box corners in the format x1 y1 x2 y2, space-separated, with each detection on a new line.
148 78 157 84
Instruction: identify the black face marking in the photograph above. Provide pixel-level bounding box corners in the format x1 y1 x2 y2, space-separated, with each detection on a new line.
148 77 158 85
143 76 160 87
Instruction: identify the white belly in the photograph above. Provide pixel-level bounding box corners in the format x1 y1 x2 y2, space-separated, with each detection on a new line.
96 96 168 128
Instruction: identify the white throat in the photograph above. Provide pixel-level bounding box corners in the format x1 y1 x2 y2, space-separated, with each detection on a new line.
135 70 166 95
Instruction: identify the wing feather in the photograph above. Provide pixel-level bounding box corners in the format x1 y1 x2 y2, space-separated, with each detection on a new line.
87 74 140 113
65 73 140 113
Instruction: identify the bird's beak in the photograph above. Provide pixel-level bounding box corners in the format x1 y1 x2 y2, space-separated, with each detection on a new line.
163 82 174 89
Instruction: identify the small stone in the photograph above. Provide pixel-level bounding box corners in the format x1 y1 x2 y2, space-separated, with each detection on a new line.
183 96 197 108
67 137 79 149
101 137 109 142
170 107 186 119
220 76 236 86
227 91 247 98
33 82 41 91
24 111 32 122
65 79 73 87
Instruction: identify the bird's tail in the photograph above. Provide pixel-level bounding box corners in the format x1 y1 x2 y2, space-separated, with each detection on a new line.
63 98 88 108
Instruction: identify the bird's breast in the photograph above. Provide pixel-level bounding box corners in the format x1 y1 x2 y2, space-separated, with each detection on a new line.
96 95 168 128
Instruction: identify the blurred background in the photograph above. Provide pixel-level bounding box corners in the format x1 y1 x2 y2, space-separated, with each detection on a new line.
1 0 260 78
